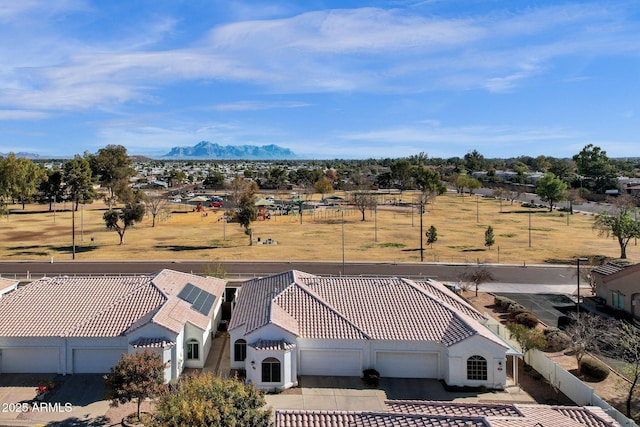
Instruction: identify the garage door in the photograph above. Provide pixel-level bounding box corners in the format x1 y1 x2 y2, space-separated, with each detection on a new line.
73 349 125 373
376 352 438 378
299 349 361 376
1 348 59 373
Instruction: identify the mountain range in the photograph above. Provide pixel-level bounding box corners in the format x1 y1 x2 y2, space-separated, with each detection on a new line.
161 141 296 160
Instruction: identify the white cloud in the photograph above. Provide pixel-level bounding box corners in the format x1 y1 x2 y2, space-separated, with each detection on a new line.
0 3 637 113
0 110 52 120
210 101 311 111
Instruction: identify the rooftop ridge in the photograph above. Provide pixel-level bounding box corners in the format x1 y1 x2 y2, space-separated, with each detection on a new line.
64 276 162 337
292 279 372 340
399 277 478 346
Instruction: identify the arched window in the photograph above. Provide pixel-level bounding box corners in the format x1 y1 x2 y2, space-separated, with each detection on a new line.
467 355 487 380
187 339 200 360
234 339 247 362
261 357 281 383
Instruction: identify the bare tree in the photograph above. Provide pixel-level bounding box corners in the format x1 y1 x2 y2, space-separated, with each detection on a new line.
616 322 640 418
564 312 617 369
350 188 377 221
144 193 171 227
460 265 494 297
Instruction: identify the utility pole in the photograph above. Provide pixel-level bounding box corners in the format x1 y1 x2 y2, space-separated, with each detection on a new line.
420 201 424 262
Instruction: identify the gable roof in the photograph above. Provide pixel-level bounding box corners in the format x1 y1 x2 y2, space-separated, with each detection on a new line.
0 269 225 338
230 271 502 348
275 401 621 427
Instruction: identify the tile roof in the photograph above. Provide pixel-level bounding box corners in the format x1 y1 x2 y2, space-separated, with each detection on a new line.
231 271 502 348
275 402 622 427
133 269 226 334
249 339 296 351
386 401 521 417
0 275 163 337
592 263 627 276
0 269 225 338
129 337 176 348
275 410 489 427
228 270 311 334
386 401 621 427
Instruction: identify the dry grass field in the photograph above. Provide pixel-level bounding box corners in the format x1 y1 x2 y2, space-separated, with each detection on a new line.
0 191 632 265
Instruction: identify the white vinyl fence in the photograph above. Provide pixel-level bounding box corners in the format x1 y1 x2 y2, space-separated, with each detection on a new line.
485 318 638 427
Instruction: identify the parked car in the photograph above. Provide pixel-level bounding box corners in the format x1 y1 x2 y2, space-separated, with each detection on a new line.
210 201 224 208
170 198 182 203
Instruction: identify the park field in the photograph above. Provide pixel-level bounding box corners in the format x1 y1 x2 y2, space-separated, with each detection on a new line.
0 191 631 266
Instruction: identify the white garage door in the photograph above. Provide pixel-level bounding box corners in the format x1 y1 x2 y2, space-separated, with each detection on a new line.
376 352 438 378
299 349 361 376
1 348 59 373
73 349 125 373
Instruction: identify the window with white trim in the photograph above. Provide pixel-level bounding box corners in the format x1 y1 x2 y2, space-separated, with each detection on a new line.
467 355 487 381
187 339 200 360
234 339 247 362
261 357 281 383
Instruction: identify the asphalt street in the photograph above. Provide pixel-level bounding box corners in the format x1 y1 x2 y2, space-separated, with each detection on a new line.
0 260 579 289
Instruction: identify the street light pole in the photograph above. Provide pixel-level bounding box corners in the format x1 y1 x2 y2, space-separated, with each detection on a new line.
420 201 424 262
576 257 588 314
476 194 479 223
341 208 345 275
528 203 532 248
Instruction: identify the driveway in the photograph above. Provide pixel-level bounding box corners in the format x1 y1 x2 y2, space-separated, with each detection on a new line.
265 376 535 412
0 374 110 426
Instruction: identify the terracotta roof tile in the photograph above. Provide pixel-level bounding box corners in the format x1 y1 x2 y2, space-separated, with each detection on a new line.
249 339 295 351
0 269 226 338
0 275 162 337
276 403 623 427
129 337 176 348
231 271 503 347
275 410 489 427
297 277 477 344
386 401 521 418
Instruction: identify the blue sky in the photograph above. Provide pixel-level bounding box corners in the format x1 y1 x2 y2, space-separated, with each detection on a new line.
0 0 638 159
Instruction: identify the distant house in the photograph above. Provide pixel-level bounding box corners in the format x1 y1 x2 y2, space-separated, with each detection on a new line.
275 400 621 427
0 270 225 382
229 271 515 390
0 278 19 299
592 262 640 320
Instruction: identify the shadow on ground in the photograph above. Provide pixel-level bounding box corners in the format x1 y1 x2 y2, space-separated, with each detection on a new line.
45 416 110 427
154 245 220 251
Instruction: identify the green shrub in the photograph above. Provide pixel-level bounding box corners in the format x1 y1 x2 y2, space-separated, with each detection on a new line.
507 307 529 320
513 312 539 329
505 301 525 313
494 295 513 308
579 356 610 382
543 328 571 352
362 368 380 387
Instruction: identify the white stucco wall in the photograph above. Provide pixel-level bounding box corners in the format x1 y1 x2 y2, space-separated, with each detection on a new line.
446 335 507 389
245 345 296 390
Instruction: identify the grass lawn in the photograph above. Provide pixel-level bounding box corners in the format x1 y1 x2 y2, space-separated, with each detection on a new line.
0 191 631 265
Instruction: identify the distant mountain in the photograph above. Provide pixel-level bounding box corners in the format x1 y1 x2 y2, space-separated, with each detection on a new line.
161 141 296 160
0 152 46 159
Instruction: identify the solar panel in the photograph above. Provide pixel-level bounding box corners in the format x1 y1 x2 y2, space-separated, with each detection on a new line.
192 290 208 310
198 293 216 315
177 283 216 315
177 283 196 302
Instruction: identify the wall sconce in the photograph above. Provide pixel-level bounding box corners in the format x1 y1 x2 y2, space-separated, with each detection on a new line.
251 360 256 370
